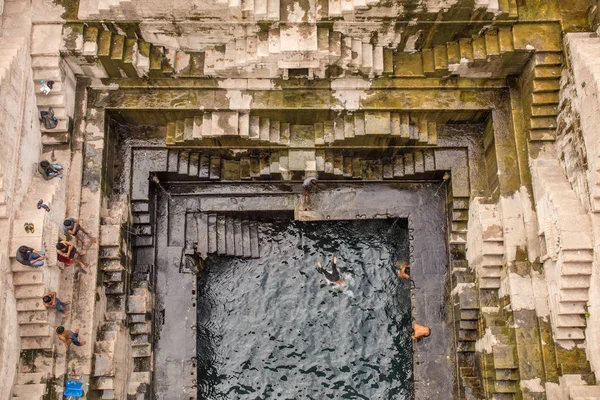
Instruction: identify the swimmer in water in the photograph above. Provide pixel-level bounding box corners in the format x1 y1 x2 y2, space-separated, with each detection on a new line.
412 323 431 340
317 256 344 285
396 261 410 280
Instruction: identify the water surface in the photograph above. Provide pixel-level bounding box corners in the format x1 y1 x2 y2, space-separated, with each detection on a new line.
197 219 412 399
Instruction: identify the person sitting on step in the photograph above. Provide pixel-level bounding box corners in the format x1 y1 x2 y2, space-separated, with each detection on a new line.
63 217 96 246
54 326 86 348
42 291 69 314
56 240 88 273
15 245 46 267
38 160 63 180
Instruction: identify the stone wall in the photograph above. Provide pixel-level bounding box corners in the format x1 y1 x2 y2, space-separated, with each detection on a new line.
559 32 600 378
0 36 45 399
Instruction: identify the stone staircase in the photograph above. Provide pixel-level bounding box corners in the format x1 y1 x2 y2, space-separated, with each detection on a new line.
531 158 594 346
450 196 481 397
192 213 260 260
60 22 553 81
327 0 380 17
10 172 64 351
91 322 128 399
526 53 563 142
31 25 75 146
126 286 153 399
164 147 441 183
62 24 176 79
467 199 505 290
203 27 388 78
479 310 521 399
11 364 52 400
166 111 437 147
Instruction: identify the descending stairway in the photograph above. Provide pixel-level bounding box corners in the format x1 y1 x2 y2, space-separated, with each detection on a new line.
126 286 153 398
193 213 260 259
164 147 441 182
532 159 594 345
166 112 290 146
10 171 64 351
62 24 176 79
166 111 437 147
203 27 388 78
526 53 562 142
11 370 51 400
467 200 505 290
32 25 75 146
91 322 128 399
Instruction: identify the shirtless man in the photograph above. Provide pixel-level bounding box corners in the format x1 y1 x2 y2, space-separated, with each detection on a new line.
42 291 69 314
54 326 86 348
317 256 344 285
412 323 431 340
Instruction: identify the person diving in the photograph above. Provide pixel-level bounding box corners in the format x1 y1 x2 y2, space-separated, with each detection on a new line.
316 255 344 285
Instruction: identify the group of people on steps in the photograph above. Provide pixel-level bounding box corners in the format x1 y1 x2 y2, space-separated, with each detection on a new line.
15 160 97 348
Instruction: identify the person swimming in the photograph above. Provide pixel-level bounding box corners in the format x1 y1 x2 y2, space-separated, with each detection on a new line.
317 255 344 285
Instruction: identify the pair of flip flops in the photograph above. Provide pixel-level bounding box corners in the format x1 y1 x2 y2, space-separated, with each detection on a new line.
37 199 50 212
24 223 35 234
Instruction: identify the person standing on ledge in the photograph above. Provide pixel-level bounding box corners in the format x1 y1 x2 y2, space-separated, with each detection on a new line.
302 177 318 206
317 255 344 285
54 326 86 348
412 323 431 340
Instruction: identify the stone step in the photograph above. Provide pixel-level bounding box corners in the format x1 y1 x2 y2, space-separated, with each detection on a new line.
19 323 51 337
558 302 587 315
20 336 53 350
225 217 235 256
92 376 114 391
16 372 48 385
569 385 600 398
18 310 49 325
233 218 243 257
561 262 592 276
560 289 589 302
132 343 152 358
217 214 226 255
131 321 151 334
479 277 501 289
250 220 259 258
207 213 217 254
177 150 190 175
556 314 586 328
13 270 45 286
12 384 46 399
196 213 208 259
15 284 46 299
560 275 591 289
555 327 585 341
242 220 252 258
16 297 46 312
482 241 504 255
562 249 594 263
